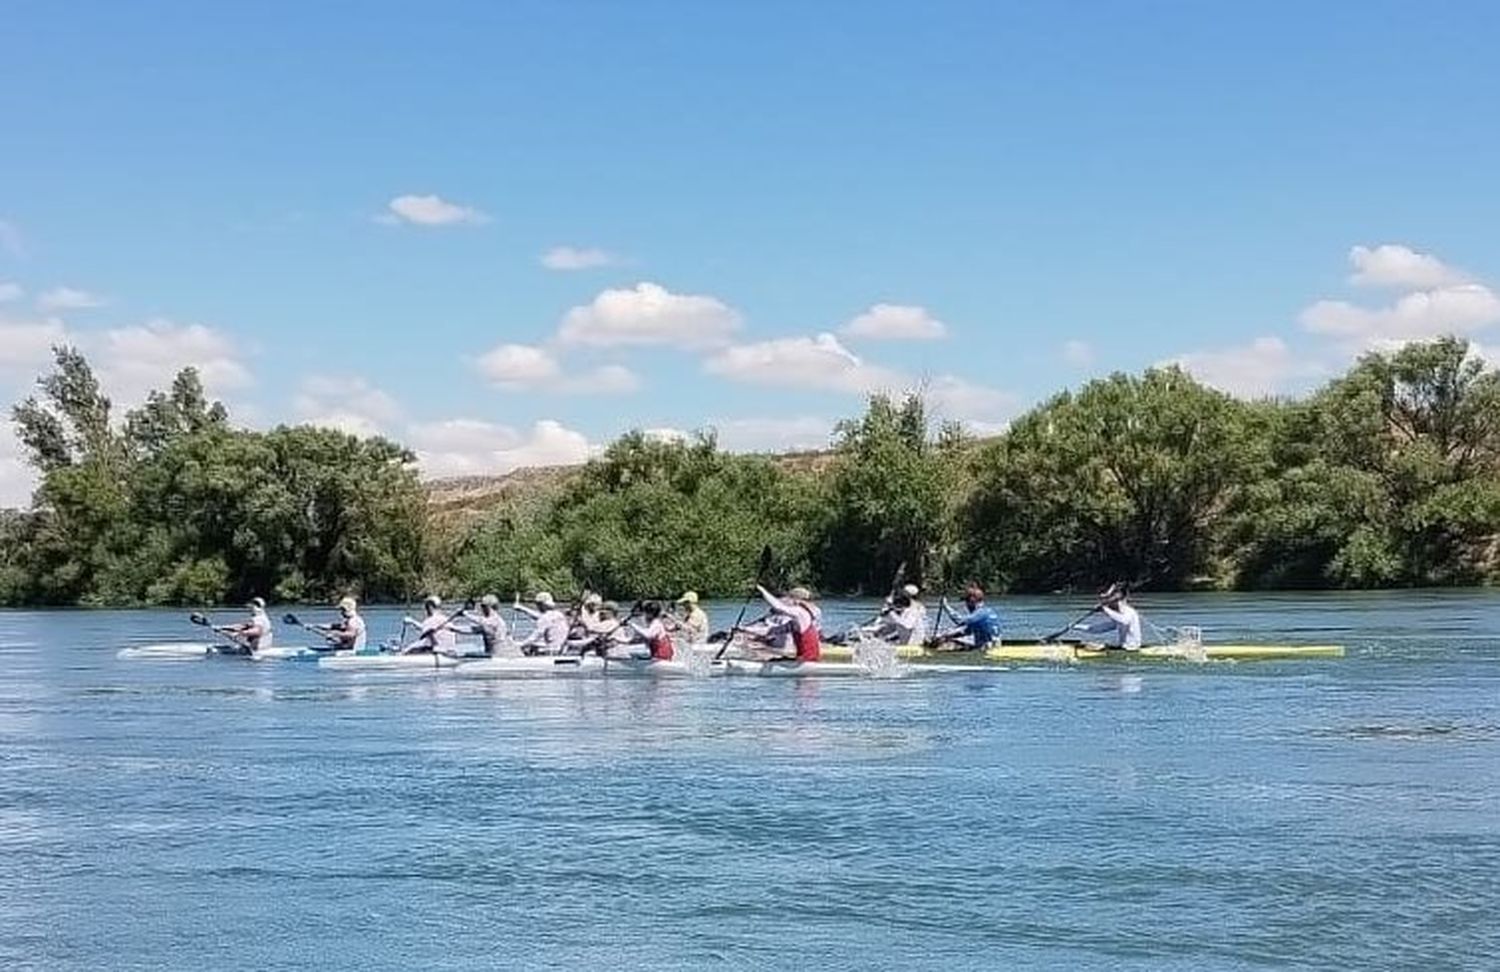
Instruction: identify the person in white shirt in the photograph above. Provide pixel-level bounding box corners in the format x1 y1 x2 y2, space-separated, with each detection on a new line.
1074 583 1144 649
401 595 457 654
866 587 926 645
220 597 273 652
515 591 571 655
319 596 368 652
448 594 509 655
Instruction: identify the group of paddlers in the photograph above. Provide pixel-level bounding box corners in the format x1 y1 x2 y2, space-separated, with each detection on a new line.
211 582 1145 663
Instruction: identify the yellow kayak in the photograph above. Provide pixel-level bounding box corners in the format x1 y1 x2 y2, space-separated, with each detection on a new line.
819 641 1345 663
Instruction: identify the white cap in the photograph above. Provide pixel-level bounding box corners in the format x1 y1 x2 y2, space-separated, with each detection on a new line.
480 594 500 608
788 586 812 601
582 593 602 607
535 591 555 608
338 596 357 613
676 591 699 604
424 594 442 608
901 583 919 597
248 596 266 610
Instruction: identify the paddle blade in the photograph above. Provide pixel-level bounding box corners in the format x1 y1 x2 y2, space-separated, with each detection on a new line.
282 613 301 627
188 612 211 627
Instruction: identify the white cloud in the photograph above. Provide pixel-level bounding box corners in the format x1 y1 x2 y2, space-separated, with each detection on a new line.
1300 283 1500 345
1062 339 1094 366
1168 336 1327 398
0 423 37 509
557 282 741 347
37 287 106 311
0 316 67 371
1349 244 1467 290
923 375 1019 435
380 194 489 227
840 303 947 341
1296 244 1500 351
703 332 902 394
0 282 22 303
408 418 595 479
96 319 253 404
710 416 834 453
474 342 639 395
476 343 560 386
293 375 402 436
540 246 620 270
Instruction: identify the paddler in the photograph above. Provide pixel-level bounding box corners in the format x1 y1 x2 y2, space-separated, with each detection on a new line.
319 596 368 652
400 595 457 654
931 584 1001 651
219 596 274 652
756 584 821 661
569 594 617 654
624 601 675 660
1073 583 1143 649
515 591 570 655
866 586 926 645
447 594 509 656
673 591 710 644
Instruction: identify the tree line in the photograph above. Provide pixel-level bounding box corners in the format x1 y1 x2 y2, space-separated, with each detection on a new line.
3 336 1498 606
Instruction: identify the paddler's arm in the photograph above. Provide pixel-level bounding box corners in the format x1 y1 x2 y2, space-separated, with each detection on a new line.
757 585 792 617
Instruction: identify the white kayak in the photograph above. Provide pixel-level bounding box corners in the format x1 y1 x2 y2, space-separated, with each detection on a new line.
453 653 1001 680
117 642 320 661
455 655 699 678
317 650 471 671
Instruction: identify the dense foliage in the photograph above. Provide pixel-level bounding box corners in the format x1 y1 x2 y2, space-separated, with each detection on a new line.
2 348 426 605
3 336 1498 605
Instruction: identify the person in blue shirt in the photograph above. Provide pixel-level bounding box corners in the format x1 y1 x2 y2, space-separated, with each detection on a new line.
931 585 1002 651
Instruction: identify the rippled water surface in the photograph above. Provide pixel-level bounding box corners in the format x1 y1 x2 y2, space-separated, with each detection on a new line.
3 592 1499 970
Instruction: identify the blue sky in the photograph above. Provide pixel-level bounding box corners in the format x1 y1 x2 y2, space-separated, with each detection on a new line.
3 0 1499 504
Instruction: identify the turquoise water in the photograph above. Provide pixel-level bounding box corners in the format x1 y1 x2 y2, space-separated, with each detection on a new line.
2 592 1498 970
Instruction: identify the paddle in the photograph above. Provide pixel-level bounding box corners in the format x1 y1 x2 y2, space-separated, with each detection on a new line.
927 549 955 642
1041 581 1122 642
188 612 250 654
716 545 774 660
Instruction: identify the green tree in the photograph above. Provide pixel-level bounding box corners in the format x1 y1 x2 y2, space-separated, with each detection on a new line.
1233 337 1500 586
815 394 966 593
963 367 1262 591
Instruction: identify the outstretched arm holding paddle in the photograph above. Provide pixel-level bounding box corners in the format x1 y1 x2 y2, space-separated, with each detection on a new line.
715 545 775 659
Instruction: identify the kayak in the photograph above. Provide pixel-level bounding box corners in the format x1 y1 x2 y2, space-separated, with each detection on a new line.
816 641 1344 663
988 642 1345 662
117 642 322 661
317 651 470 671
453 653 1000 679
456 655 701 678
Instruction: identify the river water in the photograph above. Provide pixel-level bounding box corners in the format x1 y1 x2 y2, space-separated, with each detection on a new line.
2 592 1498 970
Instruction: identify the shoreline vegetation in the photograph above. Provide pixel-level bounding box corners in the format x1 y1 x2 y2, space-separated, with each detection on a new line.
2 336 1498 608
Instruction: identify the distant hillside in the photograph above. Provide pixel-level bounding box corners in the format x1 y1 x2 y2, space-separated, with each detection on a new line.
423 448 841 524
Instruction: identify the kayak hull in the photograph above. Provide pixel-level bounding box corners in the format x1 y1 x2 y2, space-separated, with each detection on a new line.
117 642 321 661
456 656 700 678
818 641 1344 662
318 652 467 671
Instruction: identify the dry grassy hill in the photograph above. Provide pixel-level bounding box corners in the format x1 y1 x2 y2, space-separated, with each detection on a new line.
423 448 841 525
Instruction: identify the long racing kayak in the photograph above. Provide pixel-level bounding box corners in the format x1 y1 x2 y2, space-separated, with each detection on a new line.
317 651 468 671
454 653 999 679
117 642 322 661
818 641 1344 663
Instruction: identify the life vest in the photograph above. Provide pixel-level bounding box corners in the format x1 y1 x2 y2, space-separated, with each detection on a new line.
648 630 674 660
792 606 821 662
